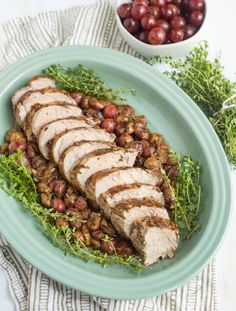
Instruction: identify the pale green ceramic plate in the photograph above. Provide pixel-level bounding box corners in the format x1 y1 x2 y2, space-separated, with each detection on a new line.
0 46 231 299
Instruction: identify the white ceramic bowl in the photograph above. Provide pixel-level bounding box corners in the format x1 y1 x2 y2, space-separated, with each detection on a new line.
115 0 208 58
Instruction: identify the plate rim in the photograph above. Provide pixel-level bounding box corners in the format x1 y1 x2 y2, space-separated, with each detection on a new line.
0 45 232 299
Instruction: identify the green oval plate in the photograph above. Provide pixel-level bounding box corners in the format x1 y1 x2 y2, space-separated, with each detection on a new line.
0 46 231 299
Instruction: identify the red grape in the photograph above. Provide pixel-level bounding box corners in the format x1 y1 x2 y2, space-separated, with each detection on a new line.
117 133 134 147
148 27 166 44
172 0 183 4
155 19 170 32
54 180 66 198
51 198 66 212
189 10 204 25
133 0 149 5
101 119 116 133
117 3 132 19
119 0 203 45
189 0 204 12
131 4 148 20
148 6 161 19
167 4 180 16
123 18 140 33
184 24 196 39
74 197 88 211
170 16 186 29
9 140 26 153
161 6 173 20
142 145 156 158
150 0 166 7
138 30 150 43
141 13 157 30
103 104 118 118
169 28 184 42
161 4 179 20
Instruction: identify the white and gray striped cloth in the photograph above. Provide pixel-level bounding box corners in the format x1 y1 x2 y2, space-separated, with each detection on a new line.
0 0 218 310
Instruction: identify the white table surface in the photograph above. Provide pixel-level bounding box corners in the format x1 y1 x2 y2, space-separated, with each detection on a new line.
0 1 235 310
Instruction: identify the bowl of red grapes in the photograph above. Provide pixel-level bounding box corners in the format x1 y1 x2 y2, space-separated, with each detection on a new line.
115 0 206 57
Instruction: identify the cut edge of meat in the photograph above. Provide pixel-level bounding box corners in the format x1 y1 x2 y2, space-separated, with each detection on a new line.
23 102 82 141
37 116 96 159
110 199 169 238
15 88 77 127
12 86 31 109
99 183 164 218
130 216 179 266
70 148 137 191
12 76 56 108
58 141 115 182
50 127 116 164
85 167 162 204
28 76 56 89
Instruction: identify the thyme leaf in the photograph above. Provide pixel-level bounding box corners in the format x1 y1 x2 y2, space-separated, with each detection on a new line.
44 64 135 104
147 41 236 166
0 151 145 272
173 156 201 240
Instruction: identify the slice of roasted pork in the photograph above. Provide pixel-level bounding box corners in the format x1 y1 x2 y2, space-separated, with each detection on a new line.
15 88 77 126
110 198 169 238
99 184 165 219
28 76 55 90
38 117 96 159
12 86 30 108
51 127 116 164
71 149 138 192
24 103 82 141
58 141 115 182
12 76 56 108
59 141 115 182
85 167 163 204
130 216 179 266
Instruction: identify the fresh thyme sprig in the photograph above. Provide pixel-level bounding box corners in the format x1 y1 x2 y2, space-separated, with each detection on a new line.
0 151 84 223
44 64 135 104
147 41 236 166
44 226 143 271
173 156 201 240
0 151 145 272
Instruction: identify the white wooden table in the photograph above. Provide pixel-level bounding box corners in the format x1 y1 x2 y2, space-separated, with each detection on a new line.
0 1 235 310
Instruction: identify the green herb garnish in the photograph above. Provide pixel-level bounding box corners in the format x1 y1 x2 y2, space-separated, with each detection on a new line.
0 151 145 272
147 41 236 166
44 64 135 104
173 156 201 240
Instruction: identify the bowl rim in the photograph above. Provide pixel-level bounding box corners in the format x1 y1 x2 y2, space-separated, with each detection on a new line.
0 45 231 300
115 0 208 50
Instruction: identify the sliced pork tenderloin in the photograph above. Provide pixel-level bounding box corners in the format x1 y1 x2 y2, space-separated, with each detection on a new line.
15 88 77 126
130 216 179 266
110 198 169 238
85 167 163 205
51 127 116 164
71 149 137 192
28 76 55 89
58 141 115 182
12 76 56 108
24 103 82 141
38 117 96 159
12 86 30 108
99 184 165 219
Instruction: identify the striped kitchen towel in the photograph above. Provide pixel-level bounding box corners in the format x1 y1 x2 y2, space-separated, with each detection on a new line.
0 0 218 310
